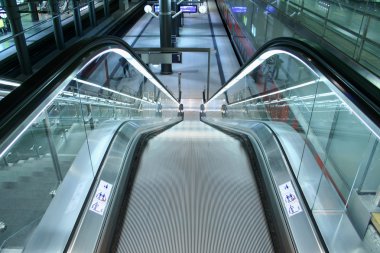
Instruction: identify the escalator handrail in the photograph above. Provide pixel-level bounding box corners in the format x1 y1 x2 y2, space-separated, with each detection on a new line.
0 36 178 154
208 37 380 128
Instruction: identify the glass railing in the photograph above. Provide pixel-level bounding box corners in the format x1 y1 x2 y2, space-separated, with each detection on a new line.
216 0 380 79
0 0 106 58
205 39 380 252
0 38 179 251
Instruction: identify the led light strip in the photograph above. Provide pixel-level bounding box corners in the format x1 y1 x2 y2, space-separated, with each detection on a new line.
0 47 181 158
205 49 318 105
230 80 319 106
73 78 155 105
0 89 64 158
0 79 21 87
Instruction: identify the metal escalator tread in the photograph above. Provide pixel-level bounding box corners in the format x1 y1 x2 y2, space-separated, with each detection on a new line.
112 121 274 253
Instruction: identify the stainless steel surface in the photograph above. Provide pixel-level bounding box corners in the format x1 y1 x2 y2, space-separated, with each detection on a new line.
113 121 275 253
202 118 326 253
347 191 372 239
23 120 126 253
67 118 181 253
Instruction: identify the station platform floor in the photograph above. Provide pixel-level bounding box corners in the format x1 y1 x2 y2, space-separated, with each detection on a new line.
123 0 240 110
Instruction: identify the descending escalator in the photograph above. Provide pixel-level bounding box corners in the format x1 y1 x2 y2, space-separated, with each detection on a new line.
111 121 275 253
1 35 379 253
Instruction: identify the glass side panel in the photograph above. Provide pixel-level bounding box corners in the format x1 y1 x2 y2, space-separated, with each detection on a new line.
0 46 179 250
327 5 363 35
205 48 380 252
324 24 357 58
360 41 380 77
46 97 88 178
217 0 380 80
0 113 60 249
367 17 380 43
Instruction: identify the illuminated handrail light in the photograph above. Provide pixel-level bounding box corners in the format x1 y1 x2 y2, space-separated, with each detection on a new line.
206 49 318 105
0 79 21 87
1 47 180 159
231 80 319 106
0 89 64 158
73 78 156 105
60 91 136 107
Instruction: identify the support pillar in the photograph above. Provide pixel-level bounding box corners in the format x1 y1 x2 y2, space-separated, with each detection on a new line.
159 0 172 74
43 112 63 183
28 1 39 22
171 0 179 37
88 0 96 27
3 0 32 75
103 0 109 17
72 0 83 37
49 0 65 50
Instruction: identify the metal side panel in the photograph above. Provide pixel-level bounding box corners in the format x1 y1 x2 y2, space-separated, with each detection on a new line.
202 118 326 253
23 120 127 253
67 118 181 253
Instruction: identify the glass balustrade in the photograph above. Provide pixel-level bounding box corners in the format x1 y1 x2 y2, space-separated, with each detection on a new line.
0 46 179 250
205 47 380 252
217 0 380 77
0 0 105 57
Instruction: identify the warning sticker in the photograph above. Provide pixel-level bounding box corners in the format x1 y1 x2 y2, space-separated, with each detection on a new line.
279 181 303 217
89 180 113 215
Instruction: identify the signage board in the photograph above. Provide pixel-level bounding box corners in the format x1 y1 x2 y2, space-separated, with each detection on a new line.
154 5 198 13
231 6 247 13
180 5 197 13
279 181 303 217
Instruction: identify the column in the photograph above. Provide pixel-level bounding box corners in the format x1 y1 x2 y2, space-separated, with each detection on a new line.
88 0 96 27
29 0 39 22
3 0 32 75
159 0 172 74
49 0 65 50
72 0 83 36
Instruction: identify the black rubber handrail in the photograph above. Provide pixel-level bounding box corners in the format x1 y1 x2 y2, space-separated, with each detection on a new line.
209 37 380 128
0 36 178 147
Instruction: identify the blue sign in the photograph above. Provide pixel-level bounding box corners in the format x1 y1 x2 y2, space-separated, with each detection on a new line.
265 5 276 14
231 6 247 13
154 5 198 13
180 5 197 13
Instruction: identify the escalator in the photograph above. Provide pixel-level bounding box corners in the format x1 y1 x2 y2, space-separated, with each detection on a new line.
0 36 379 253
0 37 181 252
111 121 275 252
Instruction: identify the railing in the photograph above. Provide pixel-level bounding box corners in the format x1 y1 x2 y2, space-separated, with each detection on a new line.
0 37 179 251
205 38 380 252
217 0 380 80
0 0 104 55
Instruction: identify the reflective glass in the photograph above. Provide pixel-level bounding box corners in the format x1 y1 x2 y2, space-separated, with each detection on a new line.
206 47 380 252
0 113 60 249
0 45 179 250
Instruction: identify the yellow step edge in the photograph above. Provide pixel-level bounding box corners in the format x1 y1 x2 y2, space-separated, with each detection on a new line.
371 213 380 234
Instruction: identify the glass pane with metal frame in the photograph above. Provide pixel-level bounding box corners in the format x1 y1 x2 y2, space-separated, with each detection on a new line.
205 47 380 252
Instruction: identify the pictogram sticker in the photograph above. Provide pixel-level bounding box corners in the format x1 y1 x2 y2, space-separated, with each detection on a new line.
89 180 113 215
279 181 303 217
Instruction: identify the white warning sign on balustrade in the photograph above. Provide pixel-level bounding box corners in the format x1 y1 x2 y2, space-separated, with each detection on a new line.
279 181 302 217
89 180 113 215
